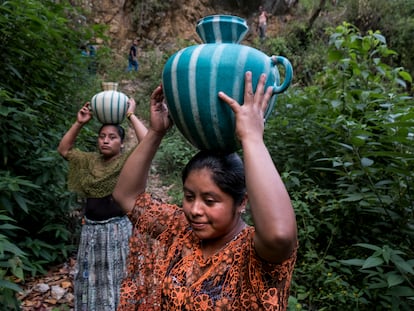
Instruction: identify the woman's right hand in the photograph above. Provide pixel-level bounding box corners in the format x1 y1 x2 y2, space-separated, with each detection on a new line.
150 85 173 135
58 102 92 158
77 102 93 124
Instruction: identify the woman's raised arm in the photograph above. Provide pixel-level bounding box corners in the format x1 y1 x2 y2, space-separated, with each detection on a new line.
218 72 297 263
57 102 92 159
113 85 172 214
126 97 148 142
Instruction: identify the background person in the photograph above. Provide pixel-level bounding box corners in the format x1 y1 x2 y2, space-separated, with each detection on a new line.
80 45 89 56
127 39 139 72
87 43 97 74
113 72 298 310
257 5 268 41
58 98 147 311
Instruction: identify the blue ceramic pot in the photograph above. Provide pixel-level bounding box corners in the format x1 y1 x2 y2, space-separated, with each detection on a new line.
162 15 293 152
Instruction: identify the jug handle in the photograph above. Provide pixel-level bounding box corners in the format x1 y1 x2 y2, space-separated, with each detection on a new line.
271 56 293 94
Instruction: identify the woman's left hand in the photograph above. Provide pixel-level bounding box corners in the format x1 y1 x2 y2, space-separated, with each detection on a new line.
127 98 137 114
218 71 273 143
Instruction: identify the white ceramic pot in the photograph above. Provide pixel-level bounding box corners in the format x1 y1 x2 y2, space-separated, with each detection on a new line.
91 90 128 124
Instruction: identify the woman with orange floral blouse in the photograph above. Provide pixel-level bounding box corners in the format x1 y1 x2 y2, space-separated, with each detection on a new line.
113 72 298 310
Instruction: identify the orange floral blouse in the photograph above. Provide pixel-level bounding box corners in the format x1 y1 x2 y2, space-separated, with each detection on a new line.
118 192 297 311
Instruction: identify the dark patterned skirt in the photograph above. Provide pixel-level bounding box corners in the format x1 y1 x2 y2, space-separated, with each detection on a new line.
74 215 132 311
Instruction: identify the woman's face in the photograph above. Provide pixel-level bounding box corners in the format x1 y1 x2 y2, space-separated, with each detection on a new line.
182 168 244 241
97 125 123 159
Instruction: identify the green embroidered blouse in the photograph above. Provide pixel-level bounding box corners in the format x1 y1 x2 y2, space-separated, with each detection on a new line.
66 148 132 198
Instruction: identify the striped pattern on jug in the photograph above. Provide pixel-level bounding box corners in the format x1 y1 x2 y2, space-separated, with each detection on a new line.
91 90 128 124
162 43 278 152
196 15 248 44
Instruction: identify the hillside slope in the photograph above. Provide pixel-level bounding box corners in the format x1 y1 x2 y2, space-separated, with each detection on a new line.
78 0 291 54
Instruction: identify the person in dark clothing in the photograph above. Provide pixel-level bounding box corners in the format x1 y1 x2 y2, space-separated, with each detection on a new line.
127 39 139 72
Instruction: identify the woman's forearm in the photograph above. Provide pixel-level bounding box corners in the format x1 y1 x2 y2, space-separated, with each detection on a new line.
128 113 148 142
113 129 164 214
57 121 83 158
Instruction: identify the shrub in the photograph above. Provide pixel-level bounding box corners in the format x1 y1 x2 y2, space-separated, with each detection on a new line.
0 0 98 307
267 22 413 310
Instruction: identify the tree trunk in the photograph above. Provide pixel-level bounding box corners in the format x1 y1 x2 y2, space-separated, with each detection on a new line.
267 0 298 16
307 0 326 32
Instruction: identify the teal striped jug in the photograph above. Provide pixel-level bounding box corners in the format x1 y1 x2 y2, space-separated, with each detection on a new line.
162 15 293 152
91 90 128 124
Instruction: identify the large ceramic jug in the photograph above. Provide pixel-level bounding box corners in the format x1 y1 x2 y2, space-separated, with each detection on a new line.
162 15 293 152
91 90 129 124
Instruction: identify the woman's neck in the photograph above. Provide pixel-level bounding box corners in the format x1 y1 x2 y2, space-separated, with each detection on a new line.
101 152 121 162
200 220 246 258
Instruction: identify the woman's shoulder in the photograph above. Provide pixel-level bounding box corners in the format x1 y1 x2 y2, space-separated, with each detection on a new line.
66 148 98 161
128 192 186 238
129 192 182 221
234 227 297 267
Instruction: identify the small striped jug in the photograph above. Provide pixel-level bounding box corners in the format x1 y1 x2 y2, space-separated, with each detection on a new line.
91 90 128 124
162 15 293 152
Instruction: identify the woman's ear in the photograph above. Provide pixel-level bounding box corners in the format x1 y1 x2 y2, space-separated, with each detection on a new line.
238 193 248 215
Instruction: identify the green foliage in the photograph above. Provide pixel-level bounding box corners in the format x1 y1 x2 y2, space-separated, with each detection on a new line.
266 22 413 310
251 13 330 86
134 46 175 110
340 0 414 77
0 0 99 306
340 244 414 310
154 129 197 204
95 44 125 82
121 40 201 204
0 213 26 309
268 0 414 87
